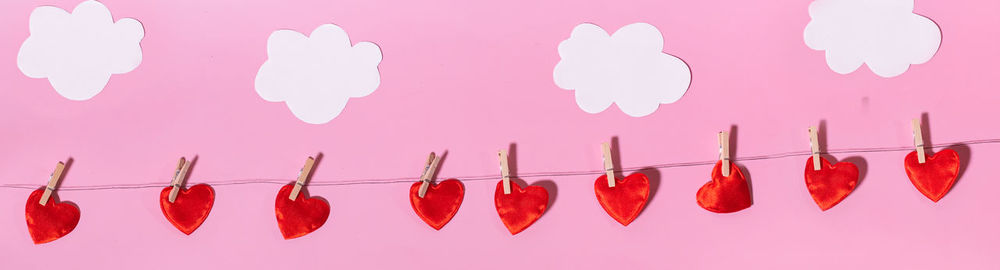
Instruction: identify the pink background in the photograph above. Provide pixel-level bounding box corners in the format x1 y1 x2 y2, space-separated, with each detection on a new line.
2 0 999 269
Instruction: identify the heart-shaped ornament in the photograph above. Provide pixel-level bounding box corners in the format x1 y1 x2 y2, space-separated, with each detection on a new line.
409 179 464 230
275 183 330 239
594 173 649 226
25 188 80 244
159 184 215 235
804 156 858 211
494 181 548 235
696 161 752 213
904 149 960 202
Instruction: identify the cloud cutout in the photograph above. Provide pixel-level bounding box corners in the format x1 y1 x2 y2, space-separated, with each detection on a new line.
17 0 144 101
255 24 382 124
804 0 941 78
554 23 691 117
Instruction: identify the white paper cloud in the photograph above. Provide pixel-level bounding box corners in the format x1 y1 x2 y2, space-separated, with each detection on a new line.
255 24 382 124
804 0 941 77
554 23 691 117
17 0 144 101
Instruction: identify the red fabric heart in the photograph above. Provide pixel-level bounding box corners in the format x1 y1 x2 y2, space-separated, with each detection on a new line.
904 149 960 202
275 184 330 239
25 188 80 244
594 173 649 226
159 184 215 235
804 156 859 211
697 161 752 213
409 179 464 230
494 181 548 235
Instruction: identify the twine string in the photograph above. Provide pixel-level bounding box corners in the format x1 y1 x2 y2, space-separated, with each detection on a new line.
1 138 996 192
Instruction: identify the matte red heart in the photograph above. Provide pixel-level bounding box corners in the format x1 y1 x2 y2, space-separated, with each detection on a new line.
25 188 80 244
594 173 649 226
904 149 960 202
696 161 752 213
494 181 548 235
159 184 215 235
275 184 330 239
804 156 858 211
409 179 464 230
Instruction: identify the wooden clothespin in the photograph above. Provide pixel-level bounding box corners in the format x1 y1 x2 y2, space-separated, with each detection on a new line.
718 131 731 177
39 162 66 205
288 156 316 200
602 142 615 187
417 152 441 198
912 119 926 164
498 150 511 194
168 157 192 203
809 126 821 171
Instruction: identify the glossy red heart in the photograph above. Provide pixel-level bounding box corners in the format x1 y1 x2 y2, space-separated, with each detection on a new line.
494 181 548 235
696 161 752 213
594 173 649 226
159 184 215 235
804 156 858 211
904 149 960 202
275 184 330 239
409 179 464 230
25 188 80 244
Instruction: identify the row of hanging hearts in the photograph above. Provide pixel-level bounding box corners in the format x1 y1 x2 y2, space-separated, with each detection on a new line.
24 146 960 244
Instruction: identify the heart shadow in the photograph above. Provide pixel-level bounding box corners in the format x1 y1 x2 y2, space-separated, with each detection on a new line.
634 167 661 218
946 143 972 192
736 164 754 206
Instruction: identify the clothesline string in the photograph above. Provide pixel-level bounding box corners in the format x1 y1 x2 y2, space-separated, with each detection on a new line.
1 138 996 192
